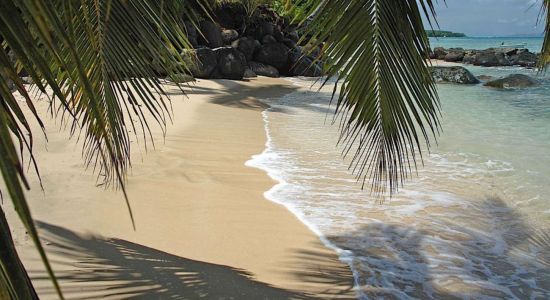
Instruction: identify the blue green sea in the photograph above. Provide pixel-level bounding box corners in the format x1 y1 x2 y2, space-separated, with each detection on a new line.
248 37 550 299
429 36 544 52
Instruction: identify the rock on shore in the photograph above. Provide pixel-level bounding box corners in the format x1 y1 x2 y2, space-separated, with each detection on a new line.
484 74 540 89
429 47 539 68
178 3 324 80
429 66 480 84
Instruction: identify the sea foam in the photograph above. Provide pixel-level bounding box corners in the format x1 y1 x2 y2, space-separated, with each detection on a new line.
245 75 550 299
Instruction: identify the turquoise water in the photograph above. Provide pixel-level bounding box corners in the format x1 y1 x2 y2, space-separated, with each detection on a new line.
429 37 543 52
248 40 550 299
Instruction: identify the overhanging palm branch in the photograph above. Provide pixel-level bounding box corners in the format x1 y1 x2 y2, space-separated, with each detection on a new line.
291 0 441 195
540 0 550 66
0 0 207 298
295 0 549 195
0 0 549 299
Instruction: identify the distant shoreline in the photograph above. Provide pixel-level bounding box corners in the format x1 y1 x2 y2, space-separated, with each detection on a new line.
430 36 543 39
427 30 466 38
428 36 543 54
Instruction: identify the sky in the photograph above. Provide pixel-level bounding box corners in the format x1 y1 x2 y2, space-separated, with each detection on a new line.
422 0 547 37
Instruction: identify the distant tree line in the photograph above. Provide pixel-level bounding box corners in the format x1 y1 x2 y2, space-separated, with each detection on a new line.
427 30 466 37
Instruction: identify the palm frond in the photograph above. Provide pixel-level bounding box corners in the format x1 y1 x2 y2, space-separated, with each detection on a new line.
293 0 441 195
0 0 209 298
540 0 550 67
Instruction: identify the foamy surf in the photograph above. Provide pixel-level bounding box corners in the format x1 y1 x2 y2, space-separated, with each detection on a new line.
246 72 550 299
245 106 363 299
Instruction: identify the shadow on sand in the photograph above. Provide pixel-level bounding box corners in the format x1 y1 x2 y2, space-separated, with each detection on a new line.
30 222 317 299
28 196 550 299
30 222 358 299
164 79 300 111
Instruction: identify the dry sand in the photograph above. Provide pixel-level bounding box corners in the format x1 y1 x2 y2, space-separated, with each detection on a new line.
427 59 464 67
5 77 356 299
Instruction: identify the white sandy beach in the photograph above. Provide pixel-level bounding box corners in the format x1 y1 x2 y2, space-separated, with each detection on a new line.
4 77 356 299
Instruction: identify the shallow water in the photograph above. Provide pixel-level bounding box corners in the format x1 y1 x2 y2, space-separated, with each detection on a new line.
247 65 550 299
429 37 543 53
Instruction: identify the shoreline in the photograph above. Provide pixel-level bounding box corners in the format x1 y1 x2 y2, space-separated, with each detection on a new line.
6 77 356 299
246 102 360 294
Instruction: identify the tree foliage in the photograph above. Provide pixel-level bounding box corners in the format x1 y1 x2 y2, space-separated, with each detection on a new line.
297 0 442 194
0 0 204 298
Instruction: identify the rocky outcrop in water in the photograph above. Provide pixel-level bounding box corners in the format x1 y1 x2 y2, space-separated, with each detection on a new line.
429 66 480 84
179 3 324 80
477 75 495 82
483 74 540 89
429 47 539 68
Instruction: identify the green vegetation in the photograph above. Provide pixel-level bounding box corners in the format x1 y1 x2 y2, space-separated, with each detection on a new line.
0 0 549 299
426 30 467 37
216 0 308 22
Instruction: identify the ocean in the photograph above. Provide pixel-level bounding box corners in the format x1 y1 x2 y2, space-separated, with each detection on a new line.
247 37 550 299
429 36 544 53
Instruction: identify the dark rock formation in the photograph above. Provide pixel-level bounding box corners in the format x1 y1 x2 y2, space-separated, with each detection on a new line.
272 28 284 42
213 3 246 31
282 38 297 49
177 3 325 80
183 21 198 48
444 49 465 62
249 61 279 77
288 30 299 42
462 51 476 64
261 35 277 44
429 66 480 84
289 49 323 77
189 47 218 78
433 47 448 60
247 21 275 40
231 37 260 62
254 43 290 72
221 29 239 44
301 44 321 59
474 50 510 67
484 74 539 89
215 47 247 80
244 68 257 78
198 21 223 48
509 50 538 68
430 47 539 68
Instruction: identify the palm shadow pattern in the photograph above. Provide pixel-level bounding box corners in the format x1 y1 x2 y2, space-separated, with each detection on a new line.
311 197 550 299
163 79 300 112
28 196 550 299
30 222 319 300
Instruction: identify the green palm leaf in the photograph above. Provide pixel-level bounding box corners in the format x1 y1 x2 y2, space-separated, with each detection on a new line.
0 0 208 298
540 0 550 67
294 0 441 195
0 0 549 299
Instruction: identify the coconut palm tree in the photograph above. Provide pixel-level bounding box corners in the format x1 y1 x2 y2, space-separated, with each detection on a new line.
0 0 548 299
